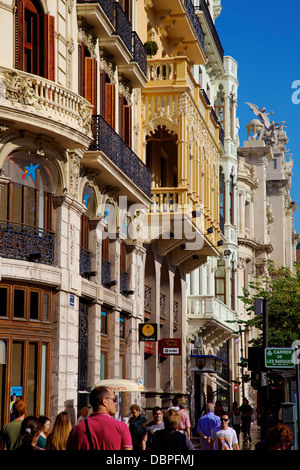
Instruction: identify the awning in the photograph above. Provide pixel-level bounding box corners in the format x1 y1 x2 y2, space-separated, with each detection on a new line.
202 373 231 390
94 379 144 392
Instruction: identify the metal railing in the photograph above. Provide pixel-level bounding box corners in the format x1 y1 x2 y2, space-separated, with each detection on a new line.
90 115 151 198
132 32 147 77
184 0 205 50
0 220 55 266
195 0 223 62
80 246 91 278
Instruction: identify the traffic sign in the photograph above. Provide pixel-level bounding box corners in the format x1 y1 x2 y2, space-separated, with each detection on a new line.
265 348 295 369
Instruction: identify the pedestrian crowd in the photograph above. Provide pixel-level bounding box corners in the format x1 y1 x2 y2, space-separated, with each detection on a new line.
0 391 293 451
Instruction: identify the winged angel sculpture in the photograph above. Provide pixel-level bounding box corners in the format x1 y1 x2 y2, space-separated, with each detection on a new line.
245 102 286 147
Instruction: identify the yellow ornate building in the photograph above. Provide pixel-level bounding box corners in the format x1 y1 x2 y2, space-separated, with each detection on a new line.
140 0 223 413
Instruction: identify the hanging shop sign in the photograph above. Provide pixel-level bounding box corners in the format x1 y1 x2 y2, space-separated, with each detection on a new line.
144 341 155 354
139 323 157 342
159 338 182 356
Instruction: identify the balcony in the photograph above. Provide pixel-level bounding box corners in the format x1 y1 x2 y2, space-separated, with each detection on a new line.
187 295 238 348
195 0 224 64
0 220 55 266
0 67 92 148
144 57 221 145
76 0 147 87
145 0 205 64
82 115 151 203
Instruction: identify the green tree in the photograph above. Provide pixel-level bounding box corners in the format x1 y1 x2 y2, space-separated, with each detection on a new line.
238 261 300 348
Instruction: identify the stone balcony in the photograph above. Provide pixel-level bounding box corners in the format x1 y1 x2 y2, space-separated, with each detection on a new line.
0 67 93 148
187 295 238 348
145 0 206 65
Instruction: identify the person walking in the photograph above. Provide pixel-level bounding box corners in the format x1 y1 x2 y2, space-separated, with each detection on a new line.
17 416 43 451
36 416 51 450
46 411 72 450
0 399 27 450
197 403 221 450
239 398 253 444
209 412 239 450
142 406 164 450
77 407 89 424
66 386 133 450
151 409 194 451
178 403 191 439
230 402 241 442
129 404 148 451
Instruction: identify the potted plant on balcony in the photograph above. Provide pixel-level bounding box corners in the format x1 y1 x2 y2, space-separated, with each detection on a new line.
144 40 158 57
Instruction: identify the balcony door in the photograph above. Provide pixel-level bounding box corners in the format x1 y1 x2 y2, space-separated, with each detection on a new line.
17 0 55 80
146 126 178 187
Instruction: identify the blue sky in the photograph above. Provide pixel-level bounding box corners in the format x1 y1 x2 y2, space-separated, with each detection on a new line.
215 0 300 233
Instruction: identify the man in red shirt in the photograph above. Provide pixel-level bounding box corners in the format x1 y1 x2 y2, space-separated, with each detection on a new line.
67 387 133 450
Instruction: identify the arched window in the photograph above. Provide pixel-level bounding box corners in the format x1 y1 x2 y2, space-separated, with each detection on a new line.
1 151 57 230
16 0 55 80
229 174 234 225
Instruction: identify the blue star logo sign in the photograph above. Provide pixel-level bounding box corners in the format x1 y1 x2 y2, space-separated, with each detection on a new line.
22 163 40 182
83 193 90 206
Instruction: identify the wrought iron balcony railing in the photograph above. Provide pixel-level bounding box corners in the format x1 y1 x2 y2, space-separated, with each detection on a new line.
76 1 147 78
114 1 132 53
90 115 151 198
195 0 224 62
0 220 55 266
132 32 147 77
184 0 205 51
77 0 114 23
101 258 111 286
80 246 92 278
120 269 128 294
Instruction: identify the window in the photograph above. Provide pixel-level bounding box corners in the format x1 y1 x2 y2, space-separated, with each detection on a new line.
119 95 132 147
101 309 108 335
100 352 108 380
0 284 52 322
101 70 115 128
219 167 225 232
120 315 125 339
230 261 235 311
17 0 55 80
229 174 234 225
2 152 56 231
215 259 225 304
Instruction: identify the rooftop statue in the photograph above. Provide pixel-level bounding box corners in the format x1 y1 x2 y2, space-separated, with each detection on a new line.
245 102 287 148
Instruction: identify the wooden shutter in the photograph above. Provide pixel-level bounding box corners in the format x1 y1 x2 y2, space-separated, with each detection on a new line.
17 0 25 70
38 14 55 80
84 57 97 114
102 231 109 261
104 83 115 128
81 215 89 250
123 105 132 147
120 241 126 271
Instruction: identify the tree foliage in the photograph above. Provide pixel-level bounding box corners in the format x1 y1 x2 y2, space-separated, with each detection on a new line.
238 261 300 348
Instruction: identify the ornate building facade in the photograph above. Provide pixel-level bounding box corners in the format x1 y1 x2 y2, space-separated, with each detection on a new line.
236 105 298 403
141 0 225 415
0 0 150 425
186 0 240 426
